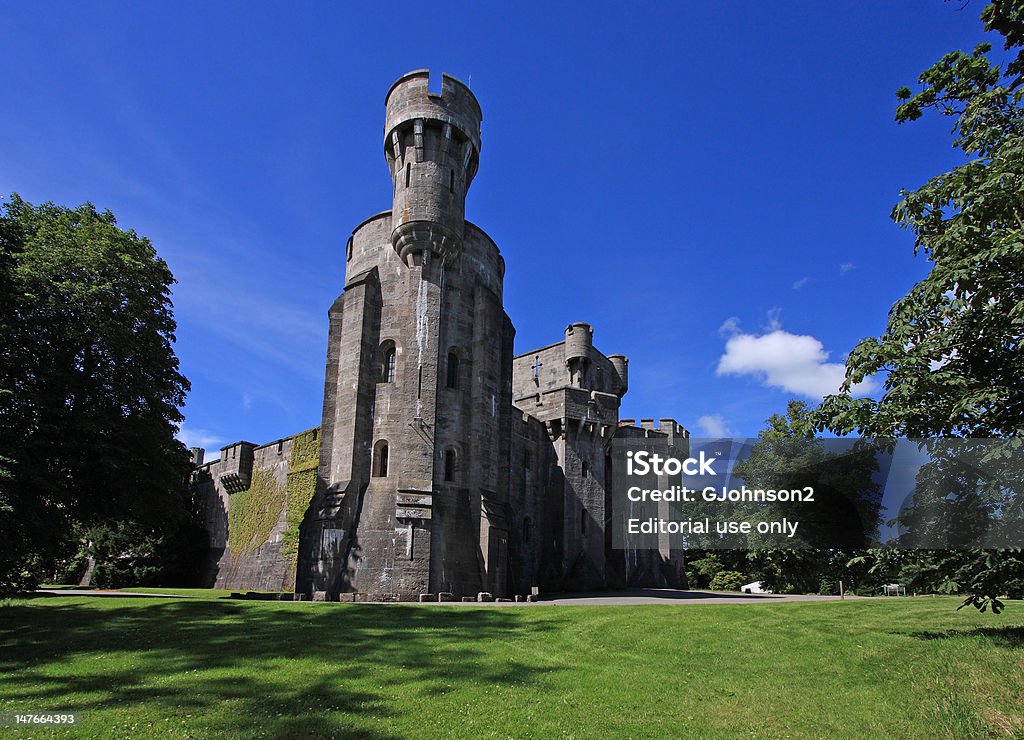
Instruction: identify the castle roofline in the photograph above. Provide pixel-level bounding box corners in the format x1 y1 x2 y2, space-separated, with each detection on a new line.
350 210 391 235
384 69 482 122
513 340 566 359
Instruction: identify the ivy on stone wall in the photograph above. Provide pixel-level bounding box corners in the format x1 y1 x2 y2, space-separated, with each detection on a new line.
282 429 320 560
228 468 285 558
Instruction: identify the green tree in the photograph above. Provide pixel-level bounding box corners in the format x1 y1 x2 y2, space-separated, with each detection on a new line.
0 195 192 595
733 401 883 594
817 1 1024 612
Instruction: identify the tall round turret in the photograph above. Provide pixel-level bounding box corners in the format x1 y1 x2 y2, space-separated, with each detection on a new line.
384 70 482 265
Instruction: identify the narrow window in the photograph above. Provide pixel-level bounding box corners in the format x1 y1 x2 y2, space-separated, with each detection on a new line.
523 517 532 544
581 461 589 479
524 450 532 470
381 347 396 383
444 449 456 482
580 508 588 536
446 352 459 389
405 163 411 188
373 441 389 478
417 365 423 399
449 169 455 193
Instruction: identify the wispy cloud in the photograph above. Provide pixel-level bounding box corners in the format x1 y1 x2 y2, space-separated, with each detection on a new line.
696 414 731 438
840 262 856 275
170 254 326 382
718 316 742 337
176 425 226 452
792 277 810 290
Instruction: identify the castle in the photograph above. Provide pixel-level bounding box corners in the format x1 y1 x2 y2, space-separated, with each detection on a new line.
190 71 688 600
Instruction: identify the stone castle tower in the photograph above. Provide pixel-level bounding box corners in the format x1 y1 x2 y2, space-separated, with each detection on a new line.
191 71 688 600
299 71 514 598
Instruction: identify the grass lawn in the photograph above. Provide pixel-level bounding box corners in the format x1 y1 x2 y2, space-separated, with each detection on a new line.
1 595 1023 738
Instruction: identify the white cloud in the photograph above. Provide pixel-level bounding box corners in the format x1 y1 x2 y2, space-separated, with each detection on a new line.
840 262 856 275
717 328 877 399
696 414 731 438
792 277 810 290
176 425 225 453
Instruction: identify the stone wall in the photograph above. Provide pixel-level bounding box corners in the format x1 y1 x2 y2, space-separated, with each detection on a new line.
191 429 319 591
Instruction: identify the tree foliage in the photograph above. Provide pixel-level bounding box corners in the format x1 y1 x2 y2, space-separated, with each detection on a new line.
816 1 1024 612
0 195 192 595
818 2 1023 437
727 402 884 595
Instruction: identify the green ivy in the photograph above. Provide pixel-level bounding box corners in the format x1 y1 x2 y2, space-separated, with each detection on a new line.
289 428 319 471
228 468 285 558
282 428 320 560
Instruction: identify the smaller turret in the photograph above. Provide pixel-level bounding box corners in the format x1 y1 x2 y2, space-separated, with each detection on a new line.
565 322 593 387
607 354 628 397
384 70 482 266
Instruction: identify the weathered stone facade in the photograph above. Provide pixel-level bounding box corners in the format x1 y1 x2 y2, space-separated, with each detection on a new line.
190 70 689 599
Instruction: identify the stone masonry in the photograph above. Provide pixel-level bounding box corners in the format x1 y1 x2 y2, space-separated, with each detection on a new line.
190 70 689 599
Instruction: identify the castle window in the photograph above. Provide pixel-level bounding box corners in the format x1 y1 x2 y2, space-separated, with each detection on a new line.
524 449 532 470
373 440 389 478
449 169 455 193
580 508 588 537
446 352 460 389
346 237 353 262
581 461 589 479
444 448 456 482
405 163 411 188
523 517 532 544
380 343 397 383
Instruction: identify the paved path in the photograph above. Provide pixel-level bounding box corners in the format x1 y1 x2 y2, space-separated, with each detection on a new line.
536 589 865 605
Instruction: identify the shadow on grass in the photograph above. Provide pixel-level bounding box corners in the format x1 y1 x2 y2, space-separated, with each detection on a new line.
0 600 564 736
907 626 1024 648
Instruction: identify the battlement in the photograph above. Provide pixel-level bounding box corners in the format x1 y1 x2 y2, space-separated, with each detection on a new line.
384 70 482 153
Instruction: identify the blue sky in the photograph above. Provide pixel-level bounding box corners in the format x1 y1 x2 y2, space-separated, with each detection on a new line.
1 3 991 453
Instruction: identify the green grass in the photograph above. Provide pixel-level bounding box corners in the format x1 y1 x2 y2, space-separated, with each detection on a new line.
1 597 1022 738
